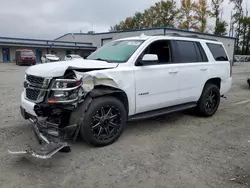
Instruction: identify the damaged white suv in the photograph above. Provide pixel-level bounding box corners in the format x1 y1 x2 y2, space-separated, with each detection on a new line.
15 34 232 158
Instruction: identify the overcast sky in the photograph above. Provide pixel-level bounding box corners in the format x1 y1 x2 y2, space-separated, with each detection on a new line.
0 0 247 40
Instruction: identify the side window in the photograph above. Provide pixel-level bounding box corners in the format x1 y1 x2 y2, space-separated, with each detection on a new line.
206 43 228 61
195 42 208 62
175 41 198 63
139 40 172 64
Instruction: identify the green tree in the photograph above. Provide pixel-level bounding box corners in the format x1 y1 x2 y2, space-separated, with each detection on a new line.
229 0 243 53
178 0 196 30
192 0 212 32
214 20 228 35
111 0 179 31
239 17 250 55
211 0 224 34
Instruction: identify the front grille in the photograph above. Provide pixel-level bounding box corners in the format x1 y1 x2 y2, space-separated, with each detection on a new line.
26 75 44 85
26 88 40 101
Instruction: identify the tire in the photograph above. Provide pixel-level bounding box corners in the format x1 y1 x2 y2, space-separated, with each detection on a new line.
196 84 220 117
80 96 127 147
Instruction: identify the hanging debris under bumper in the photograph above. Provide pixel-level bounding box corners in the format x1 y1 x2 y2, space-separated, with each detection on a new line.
8 110 77 159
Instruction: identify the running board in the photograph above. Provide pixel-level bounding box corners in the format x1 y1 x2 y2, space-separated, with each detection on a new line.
128 102 197 121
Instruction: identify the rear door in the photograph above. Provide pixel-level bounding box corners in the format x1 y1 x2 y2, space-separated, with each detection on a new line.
174 40 209 103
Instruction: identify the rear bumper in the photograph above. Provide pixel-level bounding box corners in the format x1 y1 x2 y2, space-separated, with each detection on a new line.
220 77 232 95
19 60 36 65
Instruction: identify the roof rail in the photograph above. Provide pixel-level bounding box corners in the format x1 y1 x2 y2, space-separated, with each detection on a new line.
152 32 218 41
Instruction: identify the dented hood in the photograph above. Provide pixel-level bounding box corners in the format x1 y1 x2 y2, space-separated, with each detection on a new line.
25 59 118 77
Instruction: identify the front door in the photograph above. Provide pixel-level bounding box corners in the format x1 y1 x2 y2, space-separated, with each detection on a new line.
2 48 10 63
134 40 180 114
36 49 41 63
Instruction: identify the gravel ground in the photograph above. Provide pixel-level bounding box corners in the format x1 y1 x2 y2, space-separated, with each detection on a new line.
0 63 250 188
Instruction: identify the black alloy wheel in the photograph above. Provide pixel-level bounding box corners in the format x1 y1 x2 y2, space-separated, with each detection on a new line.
91 106 121 141
205 90 218 113
196 84 220 117
80 96 127 147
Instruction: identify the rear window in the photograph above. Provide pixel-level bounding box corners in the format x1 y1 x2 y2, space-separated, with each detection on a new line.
21 51 34 56
207 43 228 61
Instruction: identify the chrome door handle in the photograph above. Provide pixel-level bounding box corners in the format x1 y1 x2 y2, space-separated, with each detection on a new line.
169 69 178 74
200 68 207 71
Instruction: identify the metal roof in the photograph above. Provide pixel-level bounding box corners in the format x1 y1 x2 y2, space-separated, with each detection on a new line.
0 37 96 49
55 26 236 40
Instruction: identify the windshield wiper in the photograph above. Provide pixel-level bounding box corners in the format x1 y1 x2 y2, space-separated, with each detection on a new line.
93 58 111 63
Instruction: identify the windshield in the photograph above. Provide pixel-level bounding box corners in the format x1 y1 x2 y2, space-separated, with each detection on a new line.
87 40 145 63
21 51 34 56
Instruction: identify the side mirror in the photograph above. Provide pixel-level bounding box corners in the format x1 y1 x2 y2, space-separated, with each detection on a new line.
142 54 158 62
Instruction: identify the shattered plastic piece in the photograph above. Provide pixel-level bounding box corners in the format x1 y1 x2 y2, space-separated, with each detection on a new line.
230 178 236 181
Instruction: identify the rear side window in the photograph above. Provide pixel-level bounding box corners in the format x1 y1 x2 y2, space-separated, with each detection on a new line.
207 43 228 61
195 42 208 62
176 41 198 63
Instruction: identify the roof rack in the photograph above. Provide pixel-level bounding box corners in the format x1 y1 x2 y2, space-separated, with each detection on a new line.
152 32 218 41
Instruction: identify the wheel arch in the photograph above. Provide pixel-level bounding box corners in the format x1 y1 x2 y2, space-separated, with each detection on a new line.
89 85 129 115
199 77 221 99
205 77 221 89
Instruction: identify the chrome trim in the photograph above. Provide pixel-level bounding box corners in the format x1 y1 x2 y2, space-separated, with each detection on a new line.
51 79 82 91
51 85 81 91
25 86 47 103
25 74 52 89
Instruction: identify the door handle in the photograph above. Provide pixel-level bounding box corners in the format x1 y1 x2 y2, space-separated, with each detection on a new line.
200 68 207 71
169 70 178 74
168 69 179 74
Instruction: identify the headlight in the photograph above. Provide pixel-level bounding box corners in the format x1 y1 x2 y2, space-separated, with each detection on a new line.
48 79 82 103
51 79 82 91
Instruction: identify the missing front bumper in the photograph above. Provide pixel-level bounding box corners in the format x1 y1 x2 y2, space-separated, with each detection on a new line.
9 107 75 159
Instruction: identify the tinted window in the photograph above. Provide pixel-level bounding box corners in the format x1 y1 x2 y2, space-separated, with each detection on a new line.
196 42 208 62
207 43 228 61
176 41 198 63
21 51 34 56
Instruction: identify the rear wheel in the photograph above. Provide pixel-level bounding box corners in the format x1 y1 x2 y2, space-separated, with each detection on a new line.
196 84 220 117
80 96 127 147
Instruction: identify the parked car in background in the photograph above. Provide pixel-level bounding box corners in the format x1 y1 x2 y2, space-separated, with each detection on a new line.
15 49 36 66
64 54 83 61
41 54 60 63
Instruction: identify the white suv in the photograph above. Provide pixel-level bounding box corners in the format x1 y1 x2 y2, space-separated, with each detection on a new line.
18 35 232 158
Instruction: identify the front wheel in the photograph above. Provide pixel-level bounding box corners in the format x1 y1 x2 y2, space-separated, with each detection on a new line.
80 96 127 147
196 84 220 117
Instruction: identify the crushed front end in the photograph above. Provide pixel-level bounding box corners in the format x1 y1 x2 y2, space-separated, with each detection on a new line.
9 72 88 159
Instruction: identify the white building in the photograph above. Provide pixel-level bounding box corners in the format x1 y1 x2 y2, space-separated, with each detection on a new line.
0 37 96 63
0 27 236 63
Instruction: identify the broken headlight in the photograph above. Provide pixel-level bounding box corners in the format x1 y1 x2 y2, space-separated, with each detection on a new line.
48 79 82 103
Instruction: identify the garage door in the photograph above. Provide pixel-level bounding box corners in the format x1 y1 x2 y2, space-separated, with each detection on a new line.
101 38 113 46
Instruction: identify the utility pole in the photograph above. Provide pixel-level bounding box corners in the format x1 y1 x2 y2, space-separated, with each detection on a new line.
229 10 233 37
